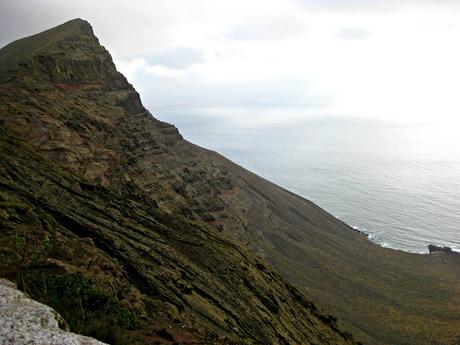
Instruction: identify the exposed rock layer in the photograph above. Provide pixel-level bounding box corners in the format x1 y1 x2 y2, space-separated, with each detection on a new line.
0 134 357 344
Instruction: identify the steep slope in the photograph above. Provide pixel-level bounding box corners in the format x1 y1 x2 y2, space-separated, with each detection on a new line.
0 134 357 344
1 19 459 345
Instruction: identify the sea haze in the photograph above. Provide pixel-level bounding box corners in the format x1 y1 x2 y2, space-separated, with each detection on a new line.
159 111 460 254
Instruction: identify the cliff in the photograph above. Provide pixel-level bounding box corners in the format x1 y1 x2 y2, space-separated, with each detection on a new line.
0 133 357 344
0 19 459 345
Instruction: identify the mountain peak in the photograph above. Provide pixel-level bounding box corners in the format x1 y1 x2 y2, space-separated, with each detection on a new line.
39 18 96 43
0 19 128 88
33 18 94 37
56 18 93 31
37 18 96 42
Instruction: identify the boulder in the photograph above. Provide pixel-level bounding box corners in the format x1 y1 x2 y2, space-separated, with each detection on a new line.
0 278 106 345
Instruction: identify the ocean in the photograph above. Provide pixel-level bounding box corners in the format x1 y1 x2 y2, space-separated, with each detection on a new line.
158 111 460 254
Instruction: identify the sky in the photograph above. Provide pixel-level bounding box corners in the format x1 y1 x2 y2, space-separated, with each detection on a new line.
1 0 460 126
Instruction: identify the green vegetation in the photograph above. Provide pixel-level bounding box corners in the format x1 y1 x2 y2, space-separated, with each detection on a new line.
25 272 140 345
0 192 56 292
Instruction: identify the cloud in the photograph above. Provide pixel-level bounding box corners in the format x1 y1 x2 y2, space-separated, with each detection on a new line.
145 47 204 69
116 58 147 81
2 0 460 125
145 65 188 79
337 27 370 40
224 13 307 41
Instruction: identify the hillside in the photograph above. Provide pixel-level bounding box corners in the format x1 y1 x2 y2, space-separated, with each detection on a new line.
0 134 357 345
1 19 459 345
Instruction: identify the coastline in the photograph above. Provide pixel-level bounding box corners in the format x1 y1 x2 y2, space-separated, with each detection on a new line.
350 224 460 255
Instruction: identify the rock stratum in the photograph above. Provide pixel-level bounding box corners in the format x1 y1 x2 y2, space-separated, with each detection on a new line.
0 19 459 345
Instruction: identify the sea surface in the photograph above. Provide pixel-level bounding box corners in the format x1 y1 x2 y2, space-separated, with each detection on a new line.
158 112 460 253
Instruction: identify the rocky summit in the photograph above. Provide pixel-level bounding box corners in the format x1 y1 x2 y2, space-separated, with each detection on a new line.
0 19 459 345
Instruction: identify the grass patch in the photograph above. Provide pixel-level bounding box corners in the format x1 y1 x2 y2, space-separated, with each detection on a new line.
25 272 143 345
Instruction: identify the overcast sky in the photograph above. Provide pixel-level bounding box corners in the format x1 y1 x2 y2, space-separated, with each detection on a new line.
1 0 460 126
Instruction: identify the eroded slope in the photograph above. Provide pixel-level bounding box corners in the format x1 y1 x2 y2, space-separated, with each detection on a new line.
0 134 357 344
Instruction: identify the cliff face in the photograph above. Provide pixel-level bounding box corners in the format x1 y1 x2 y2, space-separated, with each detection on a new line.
0 19 459 345
0 134 356 344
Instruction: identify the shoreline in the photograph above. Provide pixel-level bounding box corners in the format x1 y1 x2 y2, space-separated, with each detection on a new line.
350 225 460 255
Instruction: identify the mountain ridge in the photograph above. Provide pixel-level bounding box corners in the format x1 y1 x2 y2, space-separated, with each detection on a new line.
1 19 459 345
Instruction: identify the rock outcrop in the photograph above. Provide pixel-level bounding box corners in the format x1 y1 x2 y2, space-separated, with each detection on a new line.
428 244 460 255
0 278 106 345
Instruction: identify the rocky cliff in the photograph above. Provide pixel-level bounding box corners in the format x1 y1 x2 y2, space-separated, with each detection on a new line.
0 132 356 344
0 19 459 345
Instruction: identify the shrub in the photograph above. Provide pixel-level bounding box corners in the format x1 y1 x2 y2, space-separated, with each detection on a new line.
25 272 141 344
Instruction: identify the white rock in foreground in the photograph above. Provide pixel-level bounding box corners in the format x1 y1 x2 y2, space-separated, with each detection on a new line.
0 278 106 345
